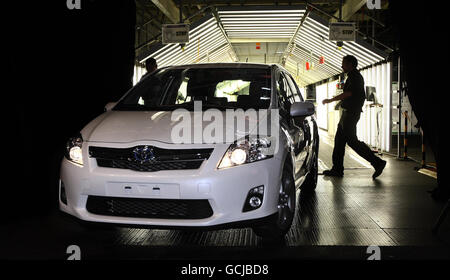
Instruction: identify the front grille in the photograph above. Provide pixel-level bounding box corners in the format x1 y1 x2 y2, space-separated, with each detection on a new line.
89 146 213 172
86 196 213 219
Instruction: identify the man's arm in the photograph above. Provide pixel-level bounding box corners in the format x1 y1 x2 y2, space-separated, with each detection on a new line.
322 91 352 105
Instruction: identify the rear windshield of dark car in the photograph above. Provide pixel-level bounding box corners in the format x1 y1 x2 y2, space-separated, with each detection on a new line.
114 67 272 111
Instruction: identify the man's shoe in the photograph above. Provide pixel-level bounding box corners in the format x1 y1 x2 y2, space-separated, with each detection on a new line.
323 169 344 177
372 160 386 179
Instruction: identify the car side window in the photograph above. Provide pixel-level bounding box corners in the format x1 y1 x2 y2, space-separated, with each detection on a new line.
282 73 296 104
284 72 303 102
276 72 291 115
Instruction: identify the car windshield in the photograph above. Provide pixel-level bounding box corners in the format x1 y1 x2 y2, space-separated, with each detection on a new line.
114 67 272 111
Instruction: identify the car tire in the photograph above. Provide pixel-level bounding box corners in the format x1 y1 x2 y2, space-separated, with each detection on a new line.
253 162 296 240
301 151 318 193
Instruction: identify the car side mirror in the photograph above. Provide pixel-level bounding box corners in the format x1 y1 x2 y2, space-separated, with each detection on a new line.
104 102 117 112
290 101 315 117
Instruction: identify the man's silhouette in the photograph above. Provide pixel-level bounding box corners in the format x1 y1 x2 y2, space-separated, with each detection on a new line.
140 57 158 80
322 55 386 179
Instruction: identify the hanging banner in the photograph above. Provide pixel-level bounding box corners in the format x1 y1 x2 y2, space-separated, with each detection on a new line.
329 22 356 41
162 24 190 44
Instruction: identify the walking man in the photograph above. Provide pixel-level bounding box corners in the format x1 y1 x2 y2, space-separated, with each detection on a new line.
322 55 386 179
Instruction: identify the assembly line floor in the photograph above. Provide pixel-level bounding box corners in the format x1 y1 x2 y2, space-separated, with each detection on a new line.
2 134 449 260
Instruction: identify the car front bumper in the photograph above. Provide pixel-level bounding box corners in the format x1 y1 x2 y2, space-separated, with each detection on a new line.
59 142 283 228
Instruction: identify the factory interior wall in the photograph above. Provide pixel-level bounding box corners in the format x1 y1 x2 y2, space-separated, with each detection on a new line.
358 62 392 152
313 62 392 152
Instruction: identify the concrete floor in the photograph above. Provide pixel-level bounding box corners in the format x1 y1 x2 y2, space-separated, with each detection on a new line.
1 134 449 260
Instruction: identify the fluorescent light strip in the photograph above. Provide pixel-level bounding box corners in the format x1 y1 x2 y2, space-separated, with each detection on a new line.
229 30 294 33
148 19 218 63
223 22 300 25
223 24 299 28
296 27 367 64
144 17 238 67
189 18 216 34
220 14 303 21
296 30 375 68
294 37 343 68
218 10 304 14
170 40 226 66
303 18 384 62
286 58 331 79
345 40 384 61
156 31 224 66
209 46 230 60
292 41 342 67
198 45 229 64
227 30 296 33
156 32 222 66
302 20 383 63
221 20 302 24
221 17 302 21
223 21 301 25
167 36 226 66
225 26 298 29
288 56 338 79
228 35 293 38
289 52 337 75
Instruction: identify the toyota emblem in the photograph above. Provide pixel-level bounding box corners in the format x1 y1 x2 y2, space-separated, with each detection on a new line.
133 146 156 163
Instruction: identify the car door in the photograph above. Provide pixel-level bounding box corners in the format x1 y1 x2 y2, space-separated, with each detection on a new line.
275 70 305 181
282 72 310 178
284 72 316 171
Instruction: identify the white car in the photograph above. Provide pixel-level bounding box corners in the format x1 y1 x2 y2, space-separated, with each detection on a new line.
60 63 319 239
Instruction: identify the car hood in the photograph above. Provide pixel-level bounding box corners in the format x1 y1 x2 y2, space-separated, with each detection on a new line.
82 110 269 144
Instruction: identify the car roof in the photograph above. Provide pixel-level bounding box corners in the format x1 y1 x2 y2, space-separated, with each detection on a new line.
161 62 275 70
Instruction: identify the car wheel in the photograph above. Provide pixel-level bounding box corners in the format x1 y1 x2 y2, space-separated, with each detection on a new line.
301 151 318 193
253 163 296 240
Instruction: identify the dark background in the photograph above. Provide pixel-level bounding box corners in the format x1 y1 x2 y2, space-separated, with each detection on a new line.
4 0 136 220
388 1 445 199
3 0 446 222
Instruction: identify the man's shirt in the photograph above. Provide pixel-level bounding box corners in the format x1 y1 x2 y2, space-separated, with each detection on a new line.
341 69 366 113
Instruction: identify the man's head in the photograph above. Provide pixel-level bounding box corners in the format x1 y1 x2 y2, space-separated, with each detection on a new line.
145 57 157 73
342 55 358 73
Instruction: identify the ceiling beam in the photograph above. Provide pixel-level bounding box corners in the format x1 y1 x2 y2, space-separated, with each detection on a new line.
212 8 239 62
332 0 367 22
281 7 311 66
151 0 184 23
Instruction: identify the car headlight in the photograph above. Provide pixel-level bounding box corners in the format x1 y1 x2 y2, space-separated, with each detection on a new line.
65 134 84 166
218 136 274 169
